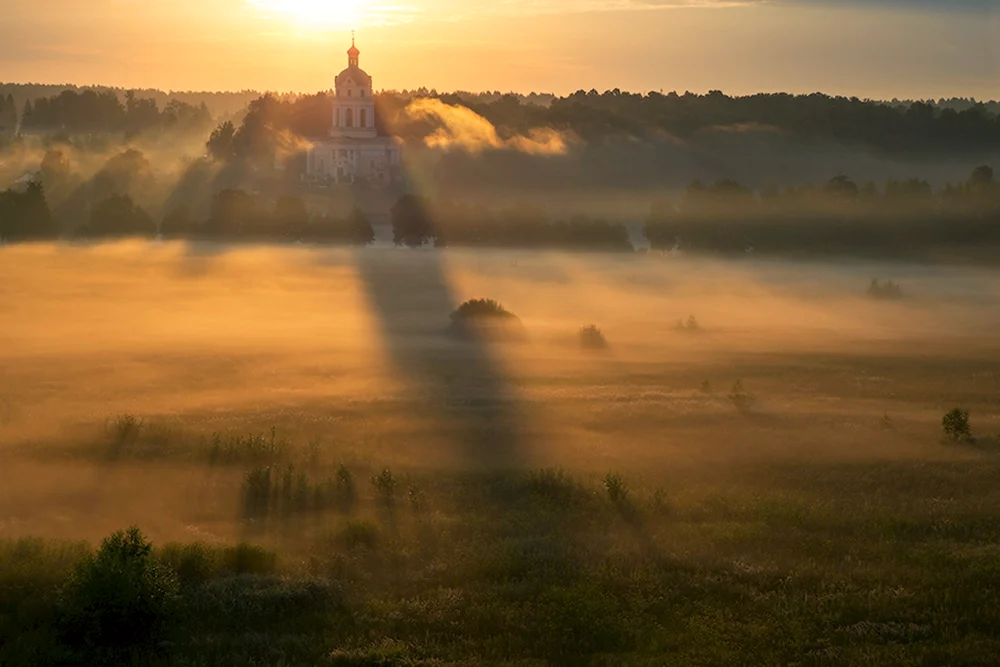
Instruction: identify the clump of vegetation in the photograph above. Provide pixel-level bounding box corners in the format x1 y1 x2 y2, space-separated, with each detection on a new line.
729 380 756 414
449 298 524 340
209 427 285 465
603 472 629 505
942 408 973 443
371 469 398 508
408 485 426 512
578 324 608 350
522 468 580 506
699 380 714 395
60 527 179 661
867 278 904 300
242 464 361 522
159 542 277 587
675 315 702 333
334 519 381 551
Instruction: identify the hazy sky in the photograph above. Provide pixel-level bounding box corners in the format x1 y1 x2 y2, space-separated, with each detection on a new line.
2 0 999 98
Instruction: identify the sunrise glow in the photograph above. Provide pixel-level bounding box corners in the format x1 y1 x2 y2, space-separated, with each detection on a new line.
246 0 367 28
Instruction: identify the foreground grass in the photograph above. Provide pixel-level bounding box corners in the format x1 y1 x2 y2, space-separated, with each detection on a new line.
3 461 1000 666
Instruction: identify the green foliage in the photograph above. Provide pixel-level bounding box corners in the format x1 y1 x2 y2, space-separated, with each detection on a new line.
371 468 398 508
159 542 278 587
60 527 179 660
451 298 517 321
83 193 155 238
578 324 608 350
449 299 524 340
0 181 58 241
603 472 628 504
391 193 434 247
942 408 973 443
334 519 381 551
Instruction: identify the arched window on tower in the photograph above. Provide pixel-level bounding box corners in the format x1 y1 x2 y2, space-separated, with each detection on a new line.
345 108 354 128
359 109 367 128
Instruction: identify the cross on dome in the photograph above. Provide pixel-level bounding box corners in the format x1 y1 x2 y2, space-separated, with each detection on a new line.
348 31 360 67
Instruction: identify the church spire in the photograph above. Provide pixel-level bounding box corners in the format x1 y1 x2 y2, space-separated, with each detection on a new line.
347 31 360 68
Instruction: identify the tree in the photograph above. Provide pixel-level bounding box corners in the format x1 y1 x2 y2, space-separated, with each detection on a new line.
942 408 972 443
207 121 236 161
390 194 434 247
86 194 155 238
347 206 375 245
206 188 258 237
0 181 57 241
60 527 179 662
273 195 309 238
160 204 196 238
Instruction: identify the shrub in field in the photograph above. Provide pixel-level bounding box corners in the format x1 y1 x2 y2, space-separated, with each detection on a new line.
942 408 973 443
159 542 277 586
60 527 179 660
371 469 398 508
449 298 524 340
209 427 284 465
335 519 381 551
408 485 426 512
699 380 714 395
675 315 702 333
524 468 579 506
867 278 903 300
603 473 629 505
579 325 608 350
242 467 273 520
109 413 142 446
729 380 755 413
334 465 358 513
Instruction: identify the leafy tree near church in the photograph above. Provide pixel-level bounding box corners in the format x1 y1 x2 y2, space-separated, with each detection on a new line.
391 194 435 247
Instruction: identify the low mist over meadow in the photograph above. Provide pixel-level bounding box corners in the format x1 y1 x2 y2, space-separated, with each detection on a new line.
5 24 1000 662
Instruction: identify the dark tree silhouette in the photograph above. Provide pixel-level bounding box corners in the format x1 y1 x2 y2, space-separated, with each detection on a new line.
391 194 434 247
84 194 155 238
0 181 58 240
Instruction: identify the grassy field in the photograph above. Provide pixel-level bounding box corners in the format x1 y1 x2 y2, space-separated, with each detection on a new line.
2 243 1000 665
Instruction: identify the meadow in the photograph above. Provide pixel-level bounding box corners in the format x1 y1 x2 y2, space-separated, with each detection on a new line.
2 242 1000 666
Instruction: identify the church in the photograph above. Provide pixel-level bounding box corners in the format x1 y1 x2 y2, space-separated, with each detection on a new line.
305 37 401 186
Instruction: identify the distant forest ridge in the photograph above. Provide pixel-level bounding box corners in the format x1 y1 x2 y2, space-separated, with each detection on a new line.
2 81 1000 122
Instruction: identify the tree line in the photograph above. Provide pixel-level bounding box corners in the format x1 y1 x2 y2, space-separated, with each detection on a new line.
390 195 633 251
5 168 1000 259
644 166 1000 257
16 90 212 135
0 184 374 245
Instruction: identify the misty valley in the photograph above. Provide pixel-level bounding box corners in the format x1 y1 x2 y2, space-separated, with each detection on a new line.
3 79 1000 666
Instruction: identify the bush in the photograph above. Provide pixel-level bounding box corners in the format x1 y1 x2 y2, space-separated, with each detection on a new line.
867 278 903 300
449 299 524 341
60 527 179 660
675 315 702 333
942 408 973 442
371 469 398 508
603 473 628 505
579 325 608 350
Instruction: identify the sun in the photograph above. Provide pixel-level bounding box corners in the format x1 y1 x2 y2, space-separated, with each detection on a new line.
246 0 366 28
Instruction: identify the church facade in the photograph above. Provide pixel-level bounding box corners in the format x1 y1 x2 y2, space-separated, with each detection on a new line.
305 38 401 187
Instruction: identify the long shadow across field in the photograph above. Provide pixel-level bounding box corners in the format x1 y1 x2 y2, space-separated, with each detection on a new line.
350 244 529 467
